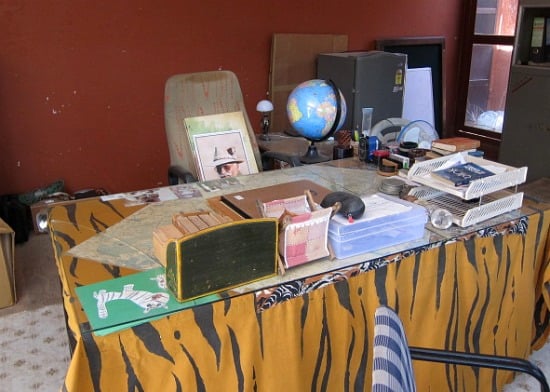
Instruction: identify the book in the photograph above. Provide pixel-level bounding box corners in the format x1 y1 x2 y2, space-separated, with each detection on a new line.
430 146 478 156
429 146 453 156
432 162 494 187
431 137 481 152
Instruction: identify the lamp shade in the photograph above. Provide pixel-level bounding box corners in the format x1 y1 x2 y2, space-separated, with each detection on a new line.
256 99 274 113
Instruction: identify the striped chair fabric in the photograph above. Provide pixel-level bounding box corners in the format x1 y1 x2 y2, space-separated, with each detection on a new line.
372 306 416 392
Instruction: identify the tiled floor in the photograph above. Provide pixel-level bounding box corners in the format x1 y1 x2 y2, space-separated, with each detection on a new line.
0 303 70 391
0 233 69 391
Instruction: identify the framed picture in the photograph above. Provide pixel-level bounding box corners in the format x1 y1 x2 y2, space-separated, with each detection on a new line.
184 111 259 181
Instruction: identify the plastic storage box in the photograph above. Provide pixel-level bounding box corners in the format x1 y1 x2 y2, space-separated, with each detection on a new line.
328 193 428 259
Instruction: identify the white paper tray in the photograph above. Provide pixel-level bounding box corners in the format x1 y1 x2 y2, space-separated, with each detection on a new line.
407 152 527 200
408 186 524 227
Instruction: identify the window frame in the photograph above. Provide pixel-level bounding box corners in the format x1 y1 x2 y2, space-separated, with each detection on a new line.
455 0 517 146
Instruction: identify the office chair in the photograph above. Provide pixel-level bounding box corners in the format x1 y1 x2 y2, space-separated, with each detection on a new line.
372 305 549 392
164 70 301 184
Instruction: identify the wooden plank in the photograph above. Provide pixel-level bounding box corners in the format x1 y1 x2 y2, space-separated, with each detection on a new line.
152 224 183 266
269 33 348 133
188 215 209 231
173 215 200 234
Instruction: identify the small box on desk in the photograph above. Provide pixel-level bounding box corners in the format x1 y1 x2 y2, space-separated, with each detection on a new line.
0 218 16 308
327 194 427 259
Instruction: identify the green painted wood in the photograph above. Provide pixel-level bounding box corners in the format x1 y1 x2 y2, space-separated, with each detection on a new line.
166 219 278 301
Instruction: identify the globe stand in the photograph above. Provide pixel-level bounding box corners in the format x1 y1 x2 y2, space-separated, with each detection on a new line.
289 79 345 165
300 141 330 164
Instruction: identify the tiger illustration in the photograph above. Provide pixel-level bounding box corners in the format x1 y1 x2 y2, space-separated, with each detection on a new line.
151 273 167 289
93 275 170 319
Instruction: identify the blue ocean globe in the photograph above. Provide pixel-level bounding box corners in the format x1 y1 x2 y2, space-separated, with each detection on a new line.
287 79 347 142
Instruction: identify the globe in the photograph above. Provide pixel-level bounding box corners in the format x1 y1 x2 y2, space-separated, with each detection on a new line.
287 79 347 141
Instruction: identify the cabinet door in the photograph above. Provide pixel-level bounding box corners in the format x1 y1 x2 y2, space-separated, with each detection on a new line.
500 65 550 182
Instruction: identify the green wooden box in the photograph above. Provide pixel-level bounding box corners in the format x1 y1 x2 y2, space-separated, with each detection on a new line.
164 218 279 301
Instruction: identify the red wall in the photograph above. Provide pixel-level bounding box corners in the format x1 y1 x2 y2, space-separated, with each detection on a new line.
0 1 462 195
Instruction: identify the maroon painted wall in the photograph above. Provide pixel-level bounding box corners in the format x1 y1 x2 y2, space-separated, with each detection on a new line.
1 1 462 195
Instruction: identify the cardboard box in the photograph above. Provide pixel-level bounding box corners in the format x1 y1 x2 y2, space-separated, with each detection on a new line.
0 218 16 308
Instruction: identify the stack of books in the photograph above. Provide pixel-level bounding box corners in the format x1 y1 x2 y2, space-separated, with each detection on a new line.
429 137 481 156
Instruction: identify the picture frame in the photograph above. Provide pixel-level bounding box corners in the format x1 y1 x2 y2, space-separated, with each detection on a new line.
184 111 259 181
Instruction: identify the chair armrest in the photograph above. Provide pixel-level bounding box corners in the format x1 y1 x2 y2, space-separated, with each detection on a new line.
168 165 198 185
410 347 550 392
261 151 303 170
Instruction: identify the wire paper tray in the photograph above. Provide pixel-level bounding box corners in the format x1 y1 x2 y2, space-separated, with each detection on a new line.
407 152 527 200
408 186 524 227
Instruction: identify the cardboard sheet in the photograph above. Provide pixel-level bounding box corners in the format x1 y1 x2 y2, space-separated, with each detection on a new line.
269 33 348 133
0 218 16 308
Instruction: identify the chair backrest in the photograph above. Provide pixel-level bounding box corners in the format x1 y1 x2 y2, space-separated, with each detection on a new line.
372 305 417 392
164 71 262 181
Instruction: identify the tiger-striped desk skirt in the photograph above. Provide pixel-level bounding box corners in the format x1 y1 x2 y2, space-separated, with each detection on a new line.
48 198 550 391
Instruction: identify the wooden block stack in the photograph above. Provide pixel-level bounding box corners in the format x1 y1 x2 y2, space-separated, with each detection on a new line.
153 211 233 266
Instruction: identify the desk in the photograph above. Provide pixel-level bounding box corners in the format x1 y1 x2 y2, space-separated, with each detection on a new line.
49 160 550 391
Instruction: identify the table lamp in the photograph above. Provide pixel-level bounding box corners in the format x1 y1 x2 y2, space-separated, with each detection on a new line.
256 99 274 141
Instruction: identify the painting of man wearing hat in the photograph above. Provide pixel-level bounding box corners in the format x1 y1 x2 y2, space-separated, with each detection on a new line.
186 113 259 181
191 129 257 180
213 146 244 178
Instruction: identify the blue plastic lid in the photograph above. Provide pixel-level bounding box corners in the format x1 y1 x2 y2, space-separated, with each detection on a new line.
467 150 484 157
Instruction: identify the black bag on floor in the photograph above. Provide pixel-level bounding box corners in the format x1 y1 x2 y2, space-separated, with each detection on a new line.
0 194 32 244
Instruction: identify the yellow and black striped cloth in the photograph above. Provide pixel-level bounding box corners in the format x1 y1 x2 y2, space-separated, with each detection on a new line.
48 197 550 391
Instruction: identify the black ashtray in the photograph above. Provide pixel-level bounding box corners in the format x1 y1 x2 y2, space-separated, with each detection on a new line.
398 141 418 155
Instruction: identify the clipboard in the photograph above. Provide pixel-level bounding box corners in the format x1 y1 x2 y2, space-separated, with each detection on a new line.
218 180 332 218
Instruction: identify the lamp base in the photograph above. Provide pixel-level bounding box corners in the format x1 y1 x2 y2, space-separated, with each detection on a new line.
259 133 271 141
300 144 330 164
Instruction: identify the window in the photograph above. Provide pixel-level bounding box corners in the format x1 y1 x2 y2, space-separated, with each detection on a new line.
456 0 518 137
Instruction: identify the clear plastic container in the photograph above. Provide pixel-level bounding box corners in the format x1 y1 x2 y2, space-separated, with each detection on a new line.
327 194 427 259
